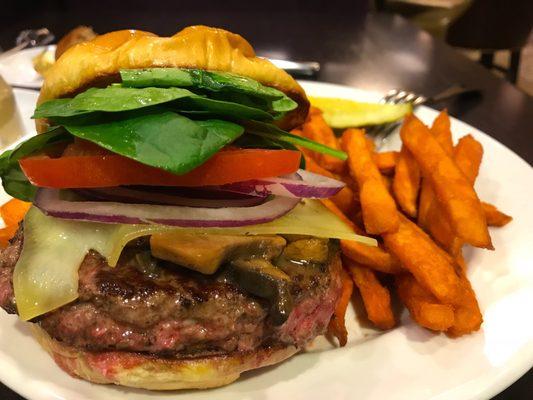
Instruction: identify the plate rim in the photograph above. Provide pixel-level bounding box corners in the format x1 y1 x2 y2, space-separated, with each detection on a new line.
0 46 55 89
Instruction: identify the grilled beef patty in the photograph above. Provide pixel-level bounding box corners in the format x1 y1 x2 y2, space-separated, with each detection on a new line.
0 231 341 357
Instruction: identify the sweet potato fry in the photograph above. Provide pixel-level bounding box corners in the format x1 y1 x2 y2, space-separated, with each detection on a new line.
447 269 483 337
341 240 402 274
430 110 454 153
327 260 353 346
1 198 32 226
373 151 398 175
0 199 31 248
393 146 420 217
349 209 364 229
0 226 18 248
449 240 463 259
395 274 455 331
290 128 303 137
425 205 459 253
321 199 401 274
382 214 462 305
305 155 356 214
381 175 393 194
346 259 395 330
455 248 467 272
303 113 345 173
420 122 483 251
300 114 327 161
341 129 399 234
321 198 359 230
400 115 492 249
453 135 483 183
418 110 453 228
330 188 357 216
417 180 433 229
429 221 480 337
482 202 513 227
309 105 322 116
365 137 376 153
304 153 334 178
337 172 358 191
426 134 483 252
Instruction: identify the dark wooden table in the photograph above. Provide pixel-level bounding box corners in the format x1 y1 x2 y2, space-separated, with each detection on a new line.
0 2 531 399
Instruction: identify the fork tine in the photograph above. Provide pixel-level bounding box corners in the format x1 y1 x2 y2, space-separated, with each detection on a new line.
372 83 468 147
367 89 412 145
412 95 427 106
383 89 400 103
391 91 410 104
404 92 419 103
385 89 400 97
374 121 401 150
368 88 421 146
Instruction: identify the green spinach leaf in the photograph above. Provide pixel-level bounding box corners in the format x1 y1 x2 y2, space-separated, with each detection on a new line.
33 87 195 118
63 112 244 175
33 86 272 122
233 133 296 151
2 166 37 202
7 127 70 160
172 96 272 120
120 68 298 113
243 120 348 161
0 128 71 201
121 68 283 99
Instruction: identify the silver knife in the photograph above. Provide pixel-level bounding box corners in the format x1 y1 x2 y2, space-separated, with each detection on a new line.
266 58 320 76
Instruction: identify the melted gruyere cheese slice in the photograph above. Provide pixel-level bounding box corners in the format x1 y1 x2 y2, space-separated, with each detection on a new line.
14 200 375 320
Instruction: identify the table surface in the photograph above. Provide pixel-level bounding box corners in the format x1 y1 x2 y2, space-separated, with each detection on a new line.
0 2 531 399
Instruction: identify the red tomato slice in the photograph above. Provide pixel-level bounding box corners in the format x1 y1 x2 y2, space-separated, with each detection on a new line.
19 149 301 188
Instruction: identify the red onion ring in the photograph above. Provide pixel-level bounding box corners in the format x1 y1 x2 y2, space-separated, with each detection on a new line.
73 187 267 208
34 188 300 227
214 169 345 198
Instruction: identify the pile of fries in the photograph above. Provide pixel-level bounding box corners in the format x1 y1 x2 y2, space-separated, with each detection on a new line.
293 107 512 345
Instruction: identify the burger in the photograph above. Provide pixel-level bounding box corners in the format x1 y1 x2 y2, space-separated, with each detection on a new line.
0 26 370 390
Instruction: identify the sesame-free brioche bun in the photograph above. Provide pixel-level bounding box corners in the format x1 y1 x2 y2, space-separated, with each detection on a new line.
36 25 309 133
30 324 298 390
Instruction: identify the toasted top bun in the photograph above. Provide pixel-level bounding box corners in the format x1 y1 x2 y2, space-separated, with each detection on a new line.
37 25 308 132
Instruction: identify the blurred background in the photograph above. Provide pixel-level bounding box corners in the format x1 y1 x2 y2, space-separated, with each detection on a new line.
0 0 531 93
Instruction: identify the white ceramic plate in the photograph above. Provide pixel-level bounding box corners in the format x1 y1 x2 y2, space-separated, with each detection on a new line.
0 82 532 400
0 45 56 89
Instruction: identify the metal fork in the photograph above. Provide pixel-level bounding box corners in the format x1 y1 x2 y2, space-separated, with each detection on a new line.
266 58 320 77
0 28 54 60
368 84 480 148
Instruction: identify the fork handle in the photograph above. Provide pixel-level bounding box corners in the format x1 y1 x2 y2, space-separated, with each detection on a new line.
0 41 30 60
423 85 480 106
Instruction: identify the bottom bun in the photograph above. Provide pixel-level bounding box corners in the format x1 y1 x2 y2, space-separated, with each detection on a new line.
30 325 298 390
